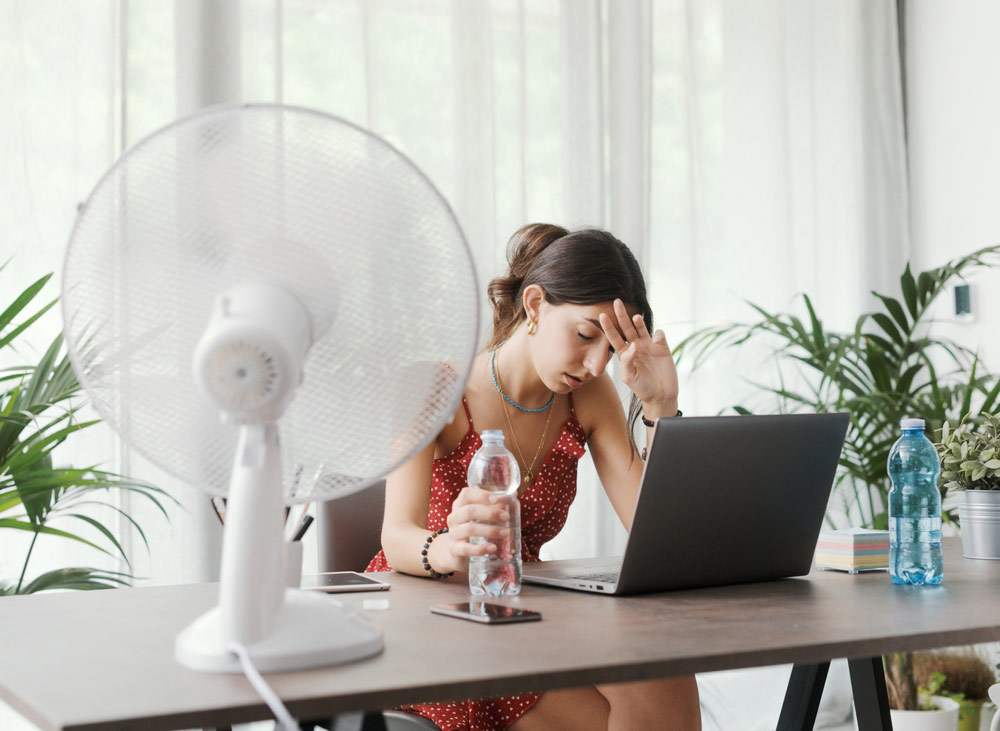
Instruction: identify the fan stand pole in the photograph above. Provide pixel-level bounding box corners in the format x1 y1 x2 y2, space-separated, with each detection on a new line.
175 423 384 673
218 423 285 642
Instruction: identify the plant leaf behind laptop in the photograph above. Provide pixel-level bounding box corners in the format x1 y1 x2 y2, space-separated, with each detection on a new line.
674 244 1000 530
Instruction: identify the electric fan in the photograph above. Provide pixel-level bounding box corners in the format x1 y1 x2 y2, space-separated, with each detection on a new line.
61 104 479 674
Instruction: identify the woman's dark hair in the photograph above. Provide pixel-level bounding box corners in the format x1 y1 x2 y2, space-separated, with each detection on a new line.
487 223 653 453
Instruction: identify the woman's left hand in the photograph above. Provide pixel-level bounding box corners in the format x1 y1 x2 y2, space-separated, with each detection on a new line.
599 299 679 418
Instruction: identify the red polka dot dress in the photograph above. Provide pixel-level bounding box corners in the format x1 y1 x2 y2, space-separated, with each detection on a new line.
366 395 587 731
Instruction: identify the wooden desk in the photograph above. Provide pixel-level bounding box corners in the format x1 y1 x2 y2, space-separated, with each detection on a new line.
0 538 997 730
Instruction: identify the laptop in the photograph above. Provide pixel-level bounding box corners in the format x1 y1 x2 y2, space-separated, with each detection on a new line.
521 412 850 595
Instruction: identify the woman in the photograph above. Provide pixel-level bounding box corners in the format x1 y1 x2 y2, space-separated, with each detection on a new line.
367 223 701 731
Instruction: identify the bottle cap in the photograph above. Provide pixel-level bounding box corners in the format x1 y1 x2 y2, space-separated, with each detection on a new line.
900 418 925 431
481 429 505 442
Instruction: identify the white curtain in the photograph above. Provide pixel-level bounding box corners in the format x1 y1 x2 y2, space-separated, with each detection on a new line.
0 0 910 584
0 1 122 590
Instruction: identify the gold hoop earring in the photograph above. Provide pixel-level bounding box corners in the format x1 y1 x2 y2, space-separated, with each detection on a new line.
527 319 537 335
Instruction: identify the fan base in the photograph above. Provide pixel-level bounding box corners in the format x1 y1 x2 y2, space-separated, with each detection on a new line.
175 588 384 673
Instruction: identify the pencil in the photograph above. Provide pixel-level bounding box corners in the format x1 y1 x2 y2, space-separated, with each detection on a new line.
292 514 314 542
285 463 323 540
210 496 226 526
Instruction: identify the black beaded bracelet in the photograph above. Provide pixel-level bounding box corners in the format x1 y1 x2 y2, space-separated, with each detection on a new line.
640 410 683 461
420 527 454 579
641 409 682 428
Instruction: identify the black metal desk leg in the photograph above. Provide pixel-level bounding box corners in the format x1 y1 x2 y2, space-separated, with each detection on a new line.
360 712 389 731
849 657 893 731
301 712 388 730
777 661 831 730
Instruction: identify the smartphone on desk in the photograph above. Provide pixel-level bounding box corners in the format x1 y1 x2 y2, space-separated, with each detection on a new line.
431 601 542 624
300 571 390 593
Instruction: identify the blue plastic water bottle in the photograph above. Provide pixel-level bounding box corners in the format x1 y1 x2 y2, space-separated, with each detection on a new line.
888 418 943 585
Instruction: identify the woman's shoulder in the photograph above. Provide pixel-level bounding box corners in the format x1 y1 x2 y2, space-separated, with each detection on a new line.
433 353 489 452
435 354 486 414
572 372 626 436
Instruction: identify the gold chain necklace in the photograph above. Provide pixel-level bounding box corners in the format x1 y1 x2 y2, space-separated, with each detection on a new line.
494 350 554 488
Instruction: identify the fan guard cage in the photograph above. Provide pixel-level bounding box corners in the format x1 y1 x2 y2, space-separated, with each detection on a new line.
62 104 479 504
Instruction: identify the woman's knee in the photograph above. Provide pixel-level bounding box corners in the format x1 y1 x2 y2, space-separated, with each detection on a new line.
513 677 700 730
597 675 701 726
509 687 610 731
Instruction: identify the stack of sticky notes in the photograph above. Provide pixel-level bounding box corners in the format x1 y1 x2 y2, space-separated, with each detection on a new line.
815 528 889 573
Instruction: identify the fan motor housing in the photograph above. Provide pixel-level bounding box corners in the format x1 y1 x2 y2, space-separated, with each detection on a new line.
194 283 313 423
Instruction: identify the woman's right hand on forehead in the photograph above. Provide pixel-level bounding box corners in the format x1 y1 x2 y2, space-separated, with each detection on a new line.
440 486 512 566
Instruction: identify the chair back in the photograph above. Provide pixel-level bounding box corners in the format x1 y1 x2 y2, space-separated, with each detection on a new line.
317 485 443 731
316 481 386 572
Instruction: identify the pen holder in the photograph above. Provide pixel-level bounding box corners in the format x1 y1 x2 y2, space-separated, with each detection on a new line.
284 541 303 588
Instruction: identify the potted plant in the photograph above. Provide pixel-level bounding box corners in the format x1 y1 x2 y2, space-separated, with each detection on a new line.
0 270 171 594
884 653 960 730
675 244 1000 529
914 650 995 731
936 414 1000 559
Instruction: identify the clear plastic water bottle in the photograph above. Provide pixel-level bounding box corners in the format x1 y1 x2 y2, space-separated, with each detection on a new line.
467 430 522 596
888 418 944 585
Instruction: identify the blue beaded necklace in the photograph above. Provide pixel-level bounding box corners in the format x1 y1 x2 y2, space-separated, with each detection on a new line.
490 341 555 413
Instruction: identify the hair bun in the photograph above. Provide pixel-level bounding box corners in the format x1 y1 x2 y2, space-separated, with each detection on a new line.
506 223 568 277
487 274 522 308
486 224 566 344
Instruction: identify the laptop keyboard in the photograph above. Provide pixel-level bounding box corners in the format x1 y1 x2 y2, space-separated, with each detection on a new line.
567 572 619 583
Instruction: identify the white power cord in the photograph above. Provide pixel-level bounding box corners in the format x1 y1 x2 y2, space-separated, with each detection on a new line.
230 642 301 731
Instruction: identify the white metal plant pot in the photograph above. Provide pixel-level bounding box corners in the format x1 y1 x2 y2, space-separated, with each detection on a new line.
959 491 1000 560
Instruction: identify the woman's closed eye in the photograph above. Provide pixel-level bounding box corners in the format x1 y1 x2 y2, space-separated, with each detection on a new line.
577 331 615 354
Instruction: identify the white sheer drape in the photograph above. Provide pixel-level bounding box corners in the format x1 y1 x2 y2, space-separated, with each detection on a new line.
1 0 909 584
0 1 122 589
558 0 911 558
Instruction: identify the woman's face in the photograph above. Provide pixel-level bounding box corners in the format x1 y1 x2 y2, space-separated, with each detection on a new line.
531 299 639 394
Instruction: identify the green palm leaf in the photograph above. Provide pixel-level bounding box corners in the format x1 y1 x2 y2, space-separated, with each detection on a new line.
0 271 175 594
679 244 1000 527
17 568 133 594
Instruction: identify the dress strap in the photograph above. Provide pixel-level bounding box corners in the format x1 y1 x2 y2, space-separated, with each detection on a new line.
567 392 576 416
461 396 475 431
438 361 474 431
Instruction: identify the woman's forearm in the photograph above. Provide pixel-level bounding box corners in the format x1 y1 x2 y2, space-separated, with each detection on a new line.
381 522 461 578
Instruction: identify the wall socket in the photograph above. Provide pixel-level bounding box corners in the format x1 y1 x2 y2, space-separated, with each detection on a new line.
954 283 973 322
